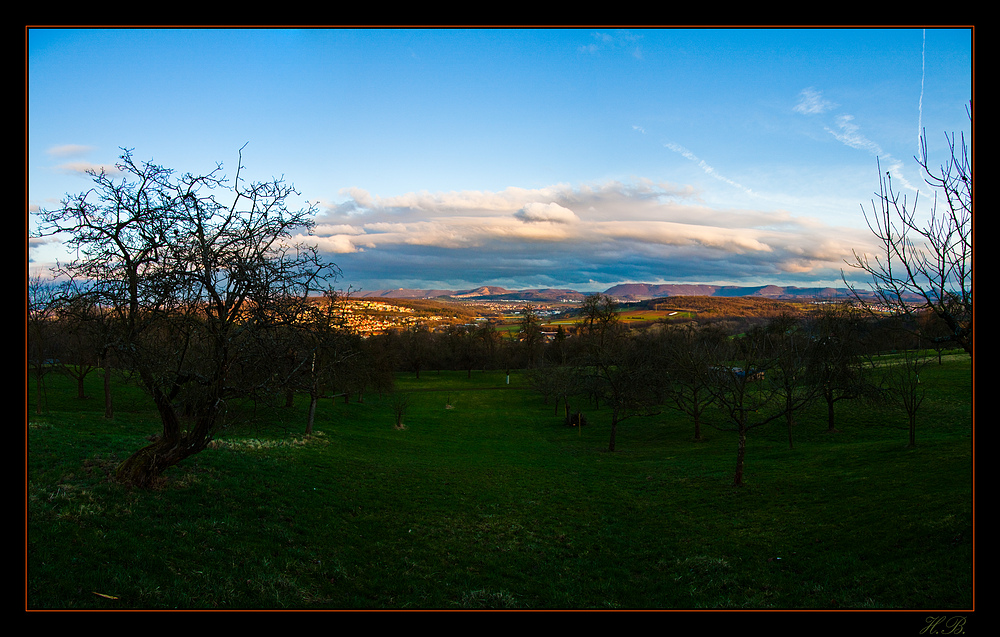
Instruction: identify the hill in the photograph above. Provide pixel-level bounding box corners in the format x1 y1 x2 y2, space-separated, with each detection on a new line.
357 287 587 302
643 295 814 319
355 283 876 303
604 283 868 302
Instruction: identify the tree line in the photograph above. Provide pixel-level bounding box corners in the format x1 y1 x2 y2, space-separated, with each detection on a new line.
30 268 962 489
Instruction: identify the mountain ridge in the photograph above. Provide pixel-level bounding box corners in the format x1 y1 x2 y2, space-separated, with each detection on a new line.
354 283 894 302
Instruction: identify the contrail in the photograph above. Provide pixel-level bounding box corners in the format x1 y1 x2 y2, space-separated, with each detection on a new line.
664 141 757 198
918 29 926 162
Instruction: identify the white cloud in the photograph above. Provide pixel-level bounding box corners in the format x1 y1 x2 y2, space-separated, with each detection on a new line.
53 161 119 176
314 178 876 289
579 30 644 59
46 144 94 158
514 202 579 224
794 88 836 115
825 114 883 155
791 88 920 194
42 145 118 176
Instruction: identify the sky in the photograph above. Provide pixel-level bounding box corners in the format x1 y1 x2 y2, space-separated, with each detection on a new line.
27 27 973 294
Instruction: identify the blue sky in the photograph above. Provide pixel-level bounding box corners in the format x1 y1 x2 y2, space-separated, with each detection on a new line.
27 27 973 293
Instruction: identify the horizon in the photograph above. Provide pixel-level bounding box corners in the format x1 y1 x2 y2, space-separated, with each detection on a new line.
351 281 865 294
27 27 973 293
345 281 900 304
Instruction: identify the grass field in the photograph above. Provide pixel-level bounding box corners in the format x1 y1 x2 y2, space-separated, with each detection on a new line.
26 357 973 611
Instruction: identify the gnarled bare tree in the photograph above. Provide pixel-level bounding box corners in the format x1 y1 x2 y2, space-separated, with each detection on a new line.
35 146 338 487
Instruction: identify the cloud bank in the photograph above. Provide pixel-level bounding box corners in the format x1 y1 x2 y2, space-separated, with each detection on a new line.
309 179 875 291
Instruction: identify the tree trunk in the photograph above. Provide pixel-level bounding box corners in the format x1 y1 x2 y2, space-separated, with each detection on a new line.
825 386 838 432
306 392 318 435
693 391 703 441
608 413 618 452
102 360 113 419
114 434 209 488
786 412 795 449
114 388 214 487
35 371 44 415
733 427 747 487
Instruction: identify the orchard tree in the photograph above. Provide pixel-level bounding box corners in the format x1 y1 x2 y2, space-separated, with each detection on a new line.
579 293 619 348
27 275 60 415
577 321 665 452
397 325 434 379
805 304 881 433
846 104 972 357
444 324 484 379
475 321 503 370
761 315 819 450
657 322 726 442
703 329 786 487
517 303 544 368
51 291 103 401
57 282 123 418
286 291 360 434
35 147 338 487
877 345 929 448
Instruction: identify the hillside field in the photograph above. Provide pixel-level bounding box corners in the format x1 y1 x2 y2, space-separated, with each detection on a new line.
26 357 973 611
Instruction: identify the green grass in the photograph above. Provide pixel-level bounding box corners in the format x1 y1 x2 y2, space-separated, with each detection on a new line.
26 360 973 610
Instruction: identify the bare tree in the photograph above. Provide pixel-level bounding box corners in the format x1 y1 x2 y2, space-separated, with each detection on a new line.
517 303 544 368
657 322 726 442
805 304 881 433
51 291 103 400
702 330 786 487
286 291 361 434
579 293 619 348
391 392 411 430
27 275 60 415
876 346 929 448
35 147 338 487
761 315 821 450
577 322 666 452
846 104 972 357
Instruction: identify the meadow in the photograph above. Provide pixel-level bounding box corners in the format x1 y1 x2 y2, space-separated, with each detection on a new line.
26 356 973 611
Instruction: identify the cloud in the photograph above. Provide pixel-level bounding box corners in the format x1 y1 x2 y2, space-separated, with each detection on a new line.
579 30 643 59
313 179 876 290
42 144 118 176
793 88 836 115
514 202 579 224
792 88 919 193
664 142 757 197
52 161 119 176
46 144 95 158
825 114 883 155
